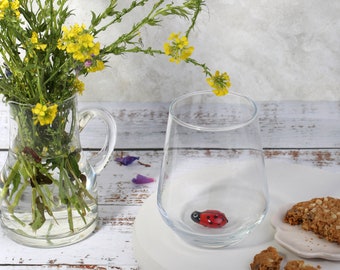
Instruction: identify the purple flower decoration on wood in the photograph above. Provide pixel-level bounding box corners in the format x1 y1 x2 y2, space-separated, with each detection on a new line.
132 174 155 184
115 155 139 166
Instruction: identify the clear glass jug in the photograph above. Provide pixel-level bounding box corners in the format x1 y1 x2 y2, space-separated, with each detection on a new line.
0 95 116 247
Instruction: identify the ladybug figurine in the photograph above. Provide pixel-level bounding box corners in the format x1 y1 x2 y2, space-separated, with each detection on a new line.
191 210 228 228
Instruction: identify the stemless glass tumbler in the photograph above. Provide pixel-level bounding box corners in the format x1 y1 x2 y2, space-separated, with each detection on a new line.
157 90 268 248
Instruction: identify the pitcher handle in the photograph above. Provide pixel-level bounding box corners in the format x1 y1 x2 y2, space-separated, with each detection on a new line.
78 108 117 175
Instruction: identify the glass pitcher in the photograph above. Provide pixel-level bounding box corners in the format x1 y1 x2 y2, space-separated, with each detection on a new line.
0 95 116 247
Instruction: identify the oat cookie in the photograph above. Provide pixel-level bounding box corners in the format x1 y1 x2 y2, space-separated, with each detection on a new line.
284 260 321 270
250 246 283 270
284 197 340 244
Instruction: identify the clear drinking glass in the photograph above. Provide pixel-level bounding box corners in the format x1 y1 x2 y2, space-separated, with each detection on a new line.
157 90 268 248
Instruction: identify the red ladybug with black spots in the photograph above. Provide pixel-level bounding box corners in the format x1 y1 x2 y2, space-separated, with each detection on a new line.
191 210 228 228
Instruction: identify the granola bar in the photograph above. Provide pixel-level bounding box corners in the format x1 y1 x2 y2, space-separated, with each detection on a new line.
284 197 340 244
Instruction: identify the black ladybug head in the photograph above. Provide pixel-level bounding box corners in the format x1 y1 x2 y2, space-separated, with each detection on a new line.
191 211 201 223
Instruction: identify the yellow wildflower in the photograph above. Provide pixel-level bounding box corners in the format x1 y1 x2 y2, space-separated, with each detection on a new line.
78 33 95 48
58 24 101 63
74 78 85 95
89 42 100 56
0 0 20 19
10 0 20 17
73 49 86 62
31 32 38 43
164 32 194 64
0 0 9 9
87 60 105 73
57 39 66 50
206 71 231 96
32 103 58 126
31 32 47 51
0 0 10 19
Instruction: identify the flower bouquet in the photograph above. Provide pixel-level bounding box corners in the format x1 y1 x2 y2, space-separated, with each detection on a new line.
0 0 231 247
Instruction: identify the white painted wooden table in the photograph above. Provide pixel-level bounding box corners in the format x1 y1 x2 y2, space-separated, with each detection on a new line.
0 100 339 269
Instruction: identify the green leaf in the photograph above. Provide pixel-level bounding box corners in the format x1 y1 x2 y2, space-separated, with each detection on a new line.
8 171 21 201
67 152 81 178
30 196 46 231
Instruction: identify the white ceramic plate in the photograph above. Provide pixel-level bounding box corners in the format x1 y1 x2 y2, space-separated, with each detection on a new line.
271 205 340 261
133 161 340 270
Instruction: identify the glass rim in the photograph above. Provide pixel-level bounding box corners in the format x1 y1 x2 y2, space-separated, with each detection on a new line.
7 94 77 107
169 90 258 132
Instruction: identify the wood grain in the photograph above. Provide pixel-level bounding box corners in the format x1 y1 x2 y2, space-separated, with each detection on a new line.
1 101 340 149
0 101 339 269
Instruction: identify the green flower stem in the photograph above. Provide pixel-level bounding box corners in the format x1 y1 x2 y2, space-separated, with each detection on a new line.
123 47 212 78
124 47 164 56
100 0 198 57
90 0 149 35
185 57 212 77
11 215 26 227
184 0 205 37
67 203 73 232
31 188 38 227
62 169 75 231
58 159 68 205
60 168 76 231
1 161 20 199
42 60 72 87
8 179 29 214
65 158 95 202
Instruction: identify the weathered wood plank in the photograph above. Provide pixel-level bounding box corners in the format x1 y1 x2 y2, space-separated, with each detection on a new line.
82 101 340 149
2 147 340 181
259 101 340 149
1 101 340 149
0 150 339 269
1 98 340 270
264 149 340 172
0 204 139 268
1 148 340 203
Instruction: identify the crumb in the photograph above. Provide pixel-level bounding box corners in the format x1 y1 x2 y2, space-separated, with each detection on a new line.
284 260 321 270
250 246 283 270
